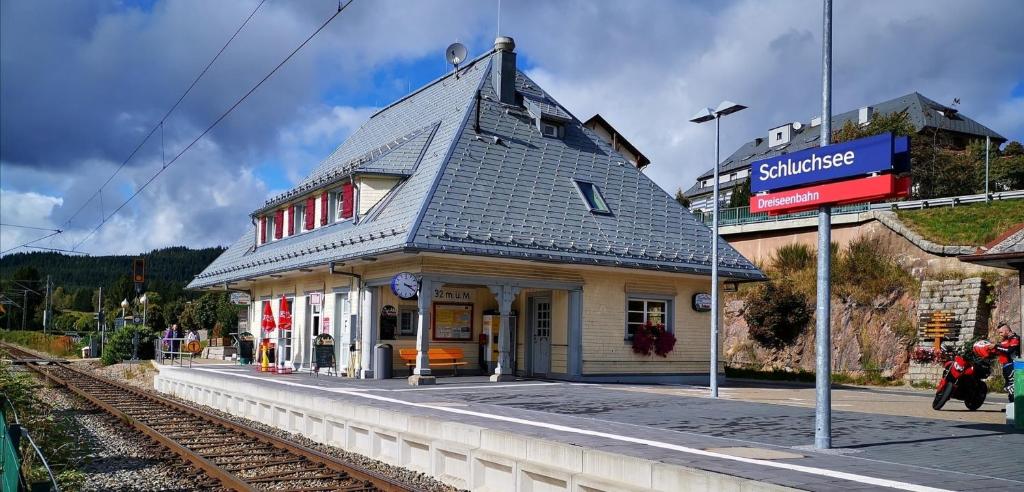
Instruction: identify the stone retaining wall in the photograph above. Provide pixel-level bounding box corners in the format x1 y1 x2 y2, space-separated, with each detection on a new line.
916 278 988 348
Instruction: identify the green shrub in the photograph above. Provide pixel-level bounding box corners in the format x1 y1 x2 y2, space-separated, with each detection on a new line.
52 312 78 332
771 243 815 273
744 282 811 348
100 325 157 365
834 235 915 305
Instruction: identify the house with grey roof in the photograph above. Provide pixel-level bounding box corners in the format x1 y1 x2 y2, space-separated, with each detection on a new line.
683 92 1006 212
189 36 763 385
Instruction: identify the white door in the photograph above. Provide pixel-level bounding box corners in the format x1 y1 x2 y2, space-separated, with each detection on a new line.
306 294 323 371
531 297 551 376
335 293 351 374
279 297 295 369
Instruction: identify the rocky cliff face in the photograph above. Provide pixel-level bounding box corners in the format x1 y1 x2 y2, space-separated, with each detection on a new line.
723 292 917 378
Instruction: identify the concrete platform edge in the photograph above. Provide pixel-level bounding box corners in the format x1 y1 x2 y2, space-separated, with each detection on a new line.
153 369 798 491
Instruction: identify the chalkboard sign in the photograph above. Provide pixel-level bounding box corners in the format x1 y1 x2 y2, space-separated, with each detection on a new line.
314 334 335 372
236 332 255 363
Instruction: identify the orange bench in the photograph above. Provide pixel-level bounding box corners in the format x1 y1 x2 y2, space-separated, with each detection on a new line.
398 347 468 375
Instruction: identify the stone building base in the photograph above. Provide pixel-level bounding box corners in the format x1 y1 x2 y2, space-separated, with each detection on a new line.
906 361 944 386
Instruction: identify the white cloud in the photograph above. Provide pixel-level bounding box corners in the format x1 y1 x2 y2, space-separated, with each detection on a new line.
0 190 63 253
2 0 1021 257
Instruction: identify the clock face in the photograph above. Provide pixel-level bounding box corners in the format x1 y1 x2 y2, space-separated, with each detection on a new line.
391 272 419 299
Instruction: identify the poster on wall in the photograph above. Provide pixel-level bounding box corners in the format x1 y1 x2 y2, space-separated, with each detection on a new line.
433 303 473 340
380 305 398 340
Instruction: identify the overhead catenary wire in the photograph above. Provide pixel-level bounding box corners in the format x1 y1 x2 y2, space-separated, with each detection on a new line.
1 231 63 256
54 0 269 241
72 0 355 252
0 223 62 232
20 245 89 255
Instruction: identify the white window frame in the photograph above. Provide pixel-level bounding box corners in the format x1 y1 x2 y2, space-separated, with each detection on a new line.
625 296 672 341
541 120 563 138
398 308 418 338
328 190 339 223
294 204 307 233
266 214 276 242
572 180 611 214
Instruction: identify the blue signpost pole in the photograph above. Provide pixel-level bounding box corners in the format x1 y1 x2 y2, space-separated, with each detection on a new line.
815 0 833 450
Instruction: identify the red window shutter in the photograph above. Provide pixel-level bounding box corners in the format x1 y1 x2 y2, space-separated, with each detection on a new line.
305 197 315 230
259 216 267 244
288 205 295 236
274 210 283 239
341 182 354 219
320 192 329 225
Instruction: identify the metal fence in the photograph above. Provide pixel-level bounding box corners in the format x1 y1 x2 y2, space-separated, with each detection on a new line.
154 337 197 367
694 189 1024 227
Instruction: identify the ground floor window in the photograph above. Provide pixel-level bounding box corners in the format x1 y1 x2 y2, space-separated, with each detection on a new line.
399 308 417 337
626 297 670 340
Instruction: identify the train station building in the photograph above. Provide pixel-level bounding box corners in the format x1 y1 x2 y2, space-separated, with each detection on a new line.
188 36 764 385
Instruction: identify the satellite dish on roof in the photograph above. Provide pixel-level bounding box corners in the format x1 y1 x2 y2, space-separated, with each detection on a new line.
792 121 803 131
446 42 468 66
446 42 468 79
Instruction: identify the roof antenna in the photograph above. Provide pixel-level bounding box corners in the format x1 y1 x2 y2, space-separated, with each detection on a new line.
497 0 502 36
446 42 467 79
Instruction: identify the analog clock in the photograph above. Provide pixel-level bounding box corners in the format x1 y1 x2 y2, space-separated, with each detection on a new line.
390 272 419 299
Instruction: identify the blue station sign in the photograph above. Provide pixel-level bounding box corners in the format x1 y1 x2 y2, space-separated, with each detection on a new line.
750 132 896 193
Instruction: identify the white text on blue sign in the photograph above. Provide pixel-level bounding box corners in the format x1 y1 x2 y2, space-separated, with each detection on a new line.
750 132 894 193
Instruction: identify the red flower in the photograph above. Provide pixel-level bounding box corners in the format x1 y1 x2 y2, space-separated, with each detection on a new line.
631 321 676 357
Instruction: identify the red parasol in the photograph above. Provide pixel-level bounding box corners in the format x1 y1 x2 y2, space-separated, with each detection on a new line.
278 297 292 331
262 301 276 333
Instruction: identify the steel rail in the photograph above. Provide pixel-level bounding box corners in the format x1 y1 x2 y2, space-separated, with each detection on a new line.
1 343 419 492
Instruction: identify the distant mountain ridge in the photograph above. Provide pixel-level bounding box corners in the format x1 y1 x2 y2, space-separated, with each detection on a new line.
0 246 224 290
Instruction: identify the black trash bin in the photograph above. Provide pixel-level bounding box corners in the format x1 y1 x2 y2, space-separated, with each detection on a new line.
374 343 393 379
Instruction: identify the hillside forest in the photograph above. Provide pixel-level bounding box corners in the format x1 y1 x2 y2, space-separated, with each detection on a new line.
0 246 236 336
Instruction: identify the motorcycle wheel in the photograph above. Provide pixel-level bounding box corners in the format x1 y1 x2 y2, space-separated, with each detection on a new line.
965 381 987 411
932 380 954 410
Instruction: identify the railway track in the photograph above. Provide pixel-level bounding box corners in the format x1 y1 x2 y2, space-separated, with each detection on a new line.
2 343 420 492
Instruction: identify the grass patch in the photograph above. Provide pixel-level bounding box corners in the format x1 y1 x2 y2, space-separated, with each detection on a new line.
897 200 1024 246
1 359 89 490
910 380 935 390
0 330 84 358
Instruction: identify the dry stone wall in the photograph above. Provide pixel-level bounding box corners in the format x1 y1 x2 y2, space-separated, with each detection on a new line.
915 278 987 348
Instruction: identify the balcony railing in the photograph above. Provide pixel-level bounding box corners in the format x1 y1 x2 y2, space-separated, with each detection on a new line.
693 190 1024 227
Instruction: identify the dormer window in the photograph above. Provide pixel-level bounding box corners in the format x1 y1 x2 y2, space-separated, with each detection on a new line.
331 189 345 222
541 121 563 139
573 180 611 214
294 203 307 233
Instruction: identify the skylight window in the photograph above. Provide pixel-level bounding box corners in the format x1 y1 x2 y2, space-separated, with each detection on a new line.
573 180 611 214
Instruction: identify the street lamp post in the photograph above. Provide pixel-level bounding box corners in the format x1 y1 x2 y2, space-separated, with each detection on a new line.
120 299 129 328
140 294 148 327
690 101 747 398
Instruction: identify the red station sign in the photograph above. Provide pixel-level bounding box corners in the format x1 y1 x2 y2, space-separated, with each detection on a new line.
750 174 910 215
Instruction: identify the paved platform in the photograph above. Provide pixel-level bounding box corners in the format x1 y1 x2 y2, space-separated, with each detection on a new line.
155 366 1023 491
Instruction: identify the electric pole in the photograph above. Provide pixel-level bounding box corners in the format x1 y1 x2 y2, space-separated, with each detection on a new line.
43 275 52 334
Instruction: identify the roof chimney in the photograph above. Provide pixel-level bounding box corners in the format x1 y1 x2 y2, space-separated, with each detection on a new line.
492 36 517 105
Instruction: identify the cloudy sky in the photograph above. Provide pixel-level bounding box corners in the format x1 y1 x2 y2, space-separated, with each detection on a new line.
1 0 1022 256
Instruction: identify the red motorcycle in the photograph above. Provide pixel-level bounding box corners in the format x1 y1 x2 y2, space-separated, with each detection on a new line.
932 340 994 411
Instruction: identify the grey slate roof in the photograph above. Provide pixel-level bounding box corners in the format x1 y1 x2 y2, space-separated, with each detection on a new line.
684 92 1007 198
189 49 764 289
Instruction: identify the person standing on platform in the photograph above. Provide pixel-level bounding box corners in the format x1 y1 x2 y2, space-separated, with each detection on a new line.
172 323 183 361
995 321 1020 403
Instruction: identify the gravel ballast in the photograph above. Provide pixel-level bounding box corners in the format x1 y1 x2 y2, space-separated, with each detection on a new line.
81 360 461 492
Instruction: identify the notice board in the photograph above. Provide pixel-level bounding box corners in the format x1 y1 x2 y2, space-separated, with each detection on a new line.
433 303 473 341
